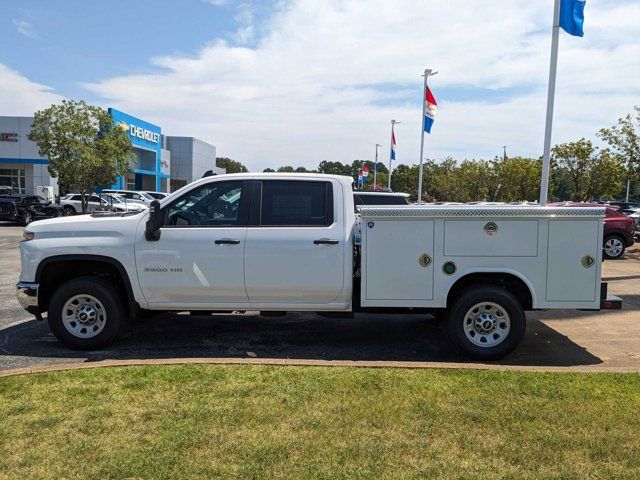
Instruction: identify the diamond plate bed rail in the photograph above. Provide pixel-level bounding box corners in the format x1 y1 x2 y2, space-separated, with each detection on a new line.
358 206 606 218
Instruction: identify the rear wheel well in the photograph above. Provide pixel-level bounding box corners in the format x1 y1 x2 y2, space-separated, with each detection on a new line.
37 257 134 313
446 273 533 311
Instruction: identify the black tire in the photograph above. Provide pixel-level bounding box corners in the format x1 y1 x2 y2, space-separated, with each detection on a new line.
447 285 526 360
63 205 76 216
603 234 626 260
48 276 123 350
21 211 32 226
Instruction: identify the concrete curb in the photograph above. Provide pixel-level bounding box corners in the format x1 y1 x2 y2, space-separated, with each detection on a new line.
1 356 639 378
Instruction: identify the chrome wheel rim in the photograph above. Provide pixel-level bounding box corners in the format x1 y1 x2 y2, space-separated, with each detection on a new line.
605 238 623 257
62 294 107 338
463 302 510 348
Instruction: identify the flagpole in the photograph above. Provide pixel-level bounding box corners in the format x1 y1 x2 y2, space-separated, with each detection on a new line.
539 0 562 205
417 68 436 204
388 120 399 190
374 143 381 189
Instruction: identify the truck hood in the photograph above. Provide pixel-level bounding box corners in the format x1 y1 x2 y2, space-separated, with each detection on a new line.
25 211 147 237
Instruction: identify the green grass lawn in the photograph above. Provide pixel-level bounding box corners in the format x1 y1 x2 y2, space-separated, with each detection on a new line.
1 365 639 479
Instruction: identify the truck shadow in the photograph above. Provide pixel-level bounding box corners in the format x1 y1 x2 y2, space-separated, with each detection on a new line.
0 312 602 368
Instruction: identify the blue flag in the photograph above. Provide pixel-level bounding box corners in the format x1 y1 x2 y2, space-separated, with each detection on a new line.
559 0 586 37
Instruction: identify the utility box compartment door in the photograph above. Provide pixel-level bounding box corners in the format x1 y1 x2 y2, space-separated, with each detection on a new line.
364 220 434 300
546 220 599 302
444 220 539 257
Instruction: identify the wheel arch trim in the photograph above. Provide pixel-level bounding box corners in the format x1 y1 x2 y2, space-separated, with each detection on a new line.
35 254 136 309
445 267 537 309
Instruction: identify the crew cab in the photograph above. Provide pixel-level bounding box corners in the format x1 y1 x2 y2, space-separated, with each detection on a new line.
16 173 621 359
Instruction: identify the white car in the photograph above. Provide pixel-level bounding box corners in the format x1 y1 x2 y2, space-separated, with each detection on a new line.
17 173 620 359
60 194 147 214
628 209 640 237
102 189 155 206
142 191 169 200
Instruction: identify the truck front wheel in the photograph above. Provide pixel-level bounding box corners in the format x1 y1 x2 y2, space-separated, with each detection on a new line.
447 286 525 360
48 276 123 350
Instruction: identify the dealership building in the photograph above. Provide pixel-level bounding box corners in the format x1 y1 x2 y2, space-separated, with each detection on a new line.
0 109 224 196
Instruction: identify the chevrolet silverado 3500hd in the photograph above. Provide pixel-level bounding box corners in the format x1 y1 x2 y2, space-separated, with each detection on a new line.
16 173 620 359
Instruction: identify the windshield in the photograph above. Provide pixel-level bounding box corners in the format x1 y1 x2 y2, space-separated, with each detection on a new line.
354 194 409 206
100 194 122 204
146 192 166 199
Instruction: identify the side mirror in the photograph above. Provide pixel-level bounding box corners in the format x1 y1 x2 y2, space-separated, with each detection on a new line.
145 200 162 241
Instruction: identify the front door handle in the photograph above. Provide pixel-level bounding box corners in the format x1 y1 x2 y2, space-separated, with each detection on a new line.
314 239 339 245
215 239 240 245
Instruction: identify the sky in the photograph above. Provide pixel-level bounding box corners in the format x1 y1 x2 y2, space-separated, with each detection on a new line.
1 0 639 171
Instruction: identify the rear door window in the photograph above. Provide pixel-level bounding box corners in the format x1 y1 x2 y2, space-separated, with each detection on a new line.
259 180 333 226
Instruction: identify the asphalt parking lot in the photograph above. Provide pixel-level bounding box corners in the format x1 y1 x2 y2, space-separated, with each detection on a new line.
1 222 639 373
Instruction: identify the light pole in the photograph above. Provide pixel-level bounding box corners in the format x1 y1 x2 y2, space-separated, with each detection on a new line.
373 143 381 189
388 120 400 190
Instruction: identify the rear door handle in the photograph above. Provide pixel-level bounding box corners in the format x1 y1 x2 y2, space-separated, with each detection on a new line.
314 239 339 245
215 239 240 245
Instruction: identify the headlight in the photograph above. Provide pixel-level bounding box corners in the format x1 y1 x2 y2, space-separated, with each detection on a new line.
23 231 35 241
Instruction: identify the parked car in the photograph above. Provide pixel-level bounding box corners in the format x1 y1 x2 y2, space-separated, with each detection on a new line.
353 191 410 210
551 202 635 260
17 174 620 359
0 194 65 225
142 191 169 200
605 201 639 215
60 194 148 214
102 189 155 205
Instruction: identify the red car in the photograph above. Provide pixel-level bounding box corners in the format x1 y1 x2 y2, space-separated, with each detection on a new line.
550 202 635 260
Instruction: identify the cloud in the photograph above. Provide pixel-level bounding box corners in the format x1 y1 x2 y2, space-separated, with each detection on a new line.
13 19 36 39
0 64 63 115
84 0 640 171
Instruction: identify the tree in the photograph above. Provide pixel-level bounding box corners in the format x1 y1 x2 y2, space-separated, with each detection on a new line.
598 105 640 201
29 100 133 213
317 160 352 176
494 157 542 202
276 166 295 172
216 157 248 173
552 139 624 201
450 160 498 202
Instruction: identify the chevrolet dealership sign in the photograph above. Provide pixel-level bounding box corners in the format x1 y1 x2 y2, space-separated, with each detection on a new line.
119 122 160 144
109 108 161 148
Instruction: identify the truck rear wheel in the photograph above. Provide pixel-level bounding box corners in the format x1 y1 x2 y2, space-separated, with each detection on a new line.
447 286 525 360
48 276 123 350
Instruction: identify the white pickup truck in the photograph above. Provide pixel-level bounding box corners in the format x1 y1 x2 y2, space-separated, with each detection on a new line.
16 173 620 359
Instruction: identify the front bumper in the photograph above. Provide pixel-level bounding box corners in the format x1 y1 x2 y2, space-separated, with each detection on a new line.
16 282 41 317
